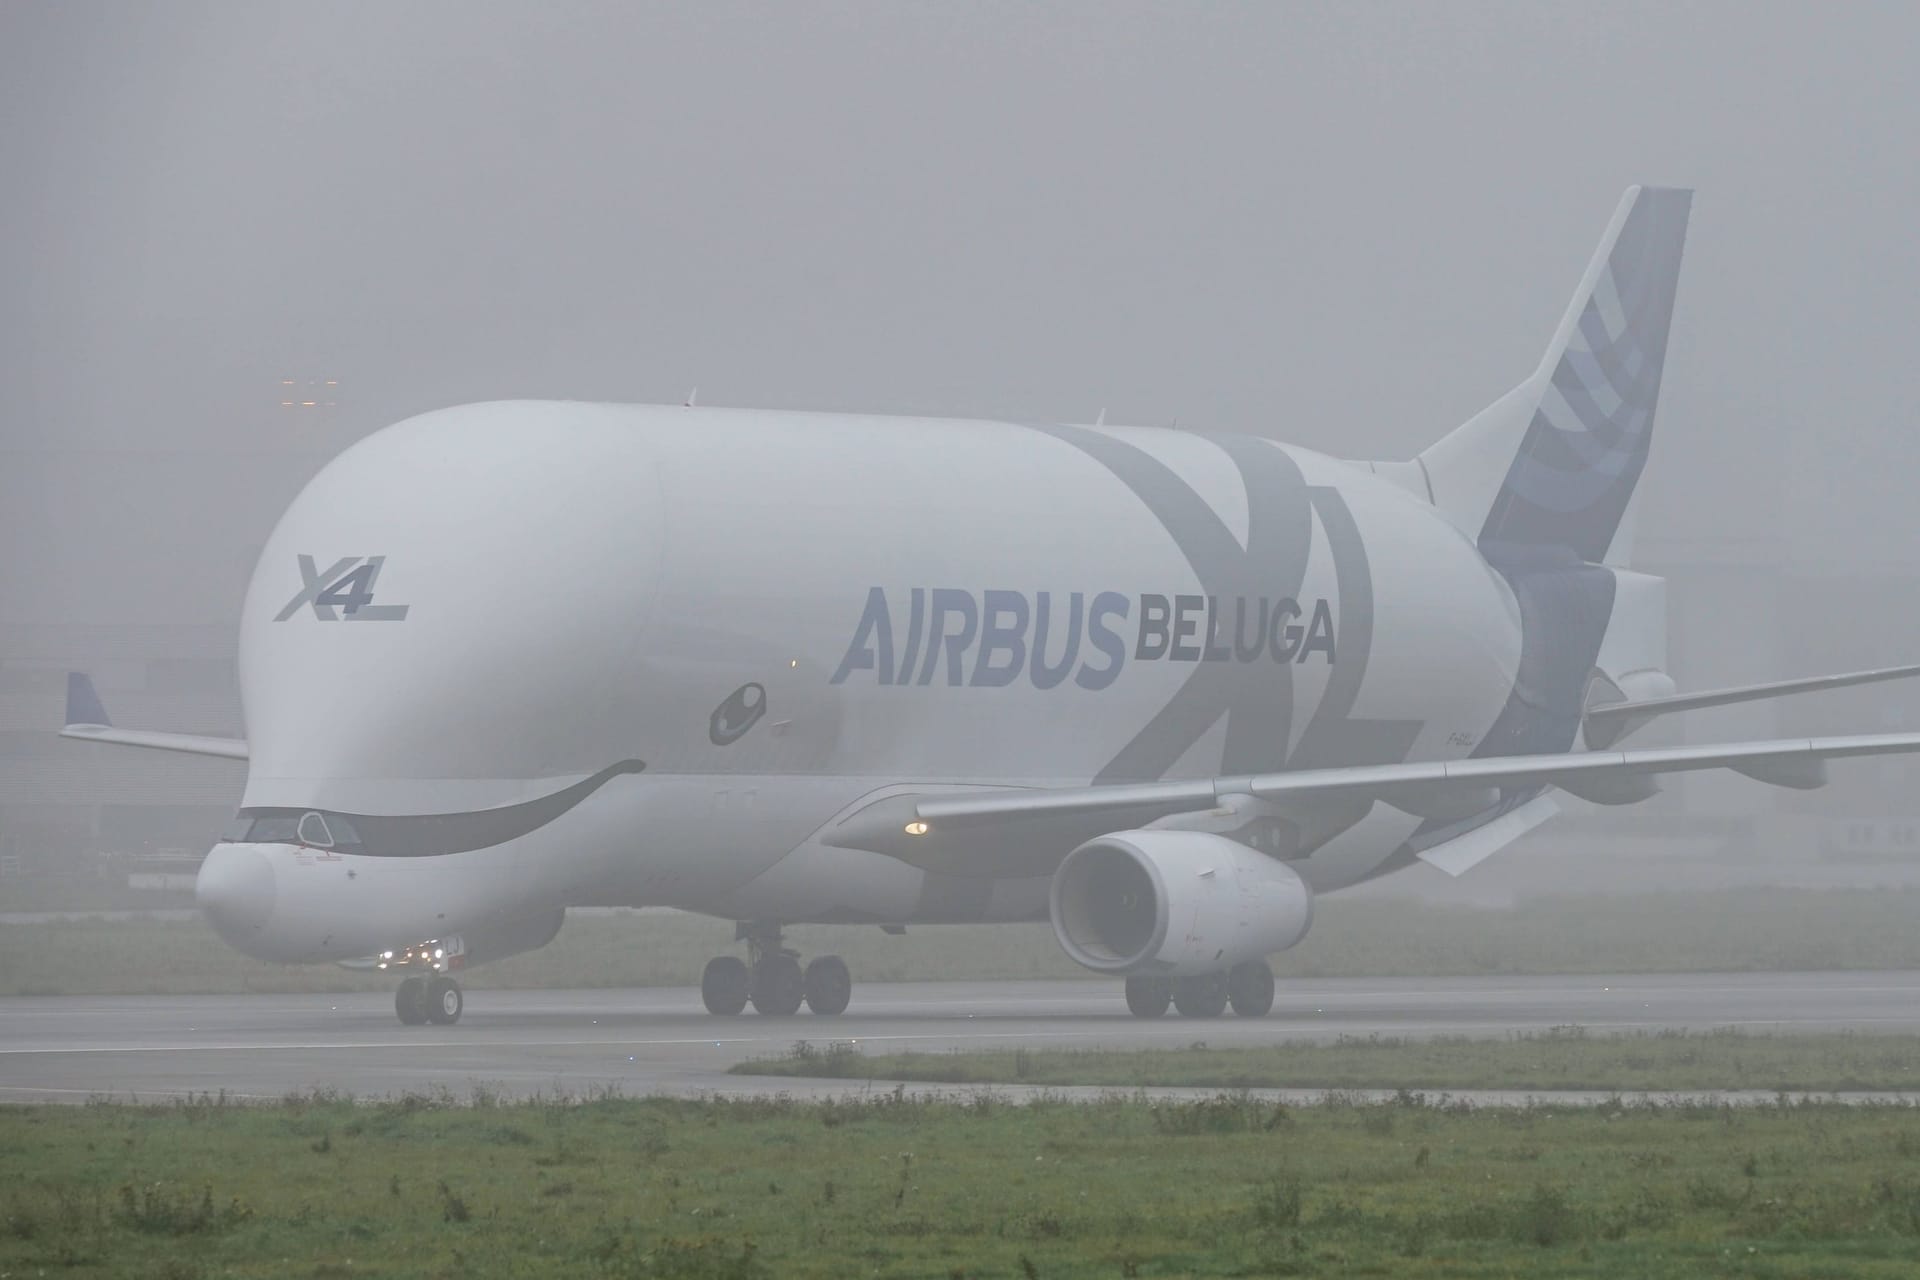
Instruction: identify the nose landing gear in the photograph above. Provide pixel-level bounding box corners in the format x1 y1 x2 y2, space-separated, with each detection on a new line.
394 974 463 1025
381 939 465 1026
396 976 428 1025
700 924 851 1016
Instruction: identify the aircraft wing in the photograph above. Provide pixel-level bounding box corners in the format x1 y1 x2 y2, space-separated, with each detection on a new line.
1584 662 1920 748
823 732 1920 873
58 672 249 761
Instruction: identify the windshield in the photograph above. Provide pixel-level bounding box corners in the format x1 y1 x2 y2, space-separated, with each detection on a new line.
223 812 359 849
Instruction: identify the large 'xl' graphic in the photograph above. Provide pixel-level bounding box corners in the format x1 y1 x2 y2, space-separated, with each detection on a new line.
274 555 411 622
1028 425 1420 783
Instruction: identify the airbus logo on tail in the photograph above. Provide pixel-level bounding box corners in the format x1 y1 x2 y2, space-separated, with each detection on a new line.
274 555 411 622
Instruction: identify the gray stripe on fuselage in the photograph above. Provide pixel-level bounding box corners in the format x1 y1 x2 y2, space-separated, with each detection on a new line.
1024 425 1420 782
238 760 646 858
1027 424 1312 781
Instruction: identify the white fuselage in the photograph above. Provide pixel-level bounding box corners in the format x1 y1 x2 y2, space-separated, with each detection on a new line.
201 400 1524 964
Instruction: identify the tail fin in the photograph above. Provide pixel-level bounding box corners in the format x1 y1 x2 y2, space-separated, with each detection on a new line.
1419 186 1692 566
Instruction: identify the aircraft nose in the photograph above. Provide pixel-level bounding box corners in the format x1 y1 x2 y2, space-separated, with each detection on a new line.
196 844 277 951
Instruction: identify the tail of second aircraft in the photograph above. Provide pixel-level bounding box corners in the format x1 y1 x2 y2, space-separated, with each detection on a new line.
1418 185 1693 569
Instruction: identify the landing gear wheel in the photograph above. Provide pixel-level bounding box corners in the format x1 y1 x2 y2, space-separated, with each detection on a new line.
1173 972 1230 1018
426 975 463 1025
1124 976 1173 1018
395 976 430 1026
1228 960 1275 1018
702 956 751 1016
750 953 805 1016
803 955 852 1016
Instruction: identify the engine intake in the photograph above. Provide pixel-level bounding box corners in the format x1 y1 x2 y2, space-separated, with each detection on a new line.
1050 830 1312 977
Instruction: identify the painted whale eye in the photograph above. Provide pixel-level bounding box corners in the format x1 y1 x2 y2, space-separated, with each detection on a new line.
709 682 768 745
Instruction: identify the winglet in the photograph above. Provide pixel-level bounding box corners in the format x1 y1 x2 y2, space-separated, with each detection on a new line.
66 672 111 728
58 671 249 760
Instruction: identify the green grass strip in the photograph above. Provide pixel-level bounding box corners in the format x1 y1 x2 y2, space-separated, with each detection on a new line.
10 1091 1920 1277
734 1029 1920 1094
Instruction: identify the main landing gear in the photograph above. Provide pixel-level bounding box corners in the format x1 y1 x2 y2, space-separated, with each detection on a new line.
394 974 464 1026
1124 958 1275 1019
701 924 852 1017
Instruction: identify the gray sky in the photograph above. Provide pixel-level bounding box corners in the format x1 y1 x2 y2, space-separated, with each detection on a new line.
6 1 1920 626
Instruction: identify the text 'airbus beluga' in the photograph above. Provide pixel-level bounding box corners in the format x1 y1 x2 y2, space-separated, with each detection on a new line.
63 186 1920 1024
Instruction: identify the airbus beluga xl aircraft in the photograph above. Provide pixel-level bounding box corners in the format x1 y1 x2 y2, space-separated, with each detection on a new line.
61 185 1920 1026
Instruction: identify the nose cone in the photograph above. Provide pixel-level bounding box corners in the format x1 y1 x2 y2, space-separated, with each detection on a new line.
196 845 277 954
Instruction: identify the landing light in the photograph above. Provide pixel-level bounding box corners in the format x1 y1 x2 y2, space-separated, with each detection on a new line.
904 821 929 836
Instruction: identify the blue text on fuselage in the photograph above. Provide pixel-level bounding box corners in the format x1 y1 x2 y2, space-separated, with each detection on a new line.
829 588 1337 688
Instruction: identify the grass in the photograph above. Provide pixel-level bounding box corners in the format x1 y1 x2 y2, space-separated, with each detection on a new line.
14 887 1920 997
734 1028 1920 1094
9 1090 1920 1277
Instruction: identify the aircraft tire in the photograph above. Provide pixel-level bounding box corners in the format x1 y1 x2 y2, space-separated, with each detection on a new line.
426 976 464 1025
1124 976 1173 1018
1227 960 1275 1018
395 976 430 1026
701 956 751 1015
750 954 805 1016
1172 973 1230 1018
803 955 852 1016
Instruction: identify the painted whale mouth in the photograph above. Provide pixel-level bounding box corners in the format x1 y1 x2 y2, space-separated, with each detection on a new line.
229 759 646 858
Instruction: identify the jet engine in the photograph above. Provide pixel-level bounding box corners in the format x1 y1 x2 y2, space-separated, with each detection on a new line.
1048 830 1313 977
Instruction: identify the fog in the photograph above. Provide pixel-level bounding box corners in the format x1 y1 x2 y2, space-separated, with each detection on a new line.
8 1 1920 903
11 1 1920 604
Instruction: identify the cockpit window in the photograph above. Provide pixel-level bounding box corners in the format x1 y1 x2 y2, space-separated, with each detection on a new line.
242 816 301 844
222 813 358 847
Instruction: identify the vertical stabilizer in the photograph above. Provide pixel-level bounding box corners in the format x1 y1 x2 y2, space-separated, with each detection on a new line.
1419 186 1692 567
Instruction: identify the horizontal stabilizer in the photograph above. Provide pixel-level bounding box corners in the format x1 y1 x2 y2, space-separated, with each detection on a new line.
1585 662 1920 748
59 672 249 761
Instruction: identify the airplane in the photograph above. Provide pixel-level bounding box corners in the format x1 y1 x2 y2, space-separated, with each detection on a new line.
59 185 1920 1027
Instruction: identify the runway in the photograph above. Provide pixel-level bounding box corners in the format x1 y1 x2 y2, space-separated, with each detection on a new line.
6 971 1920 1105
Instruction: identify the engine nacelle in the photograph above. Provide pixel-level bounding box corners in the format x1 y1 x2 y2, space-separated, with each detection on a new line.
1049 830 1313 977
